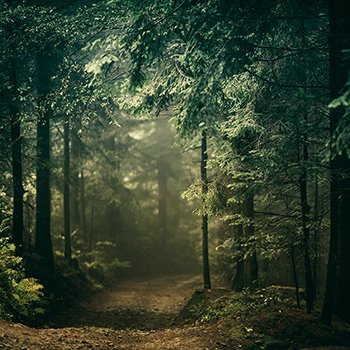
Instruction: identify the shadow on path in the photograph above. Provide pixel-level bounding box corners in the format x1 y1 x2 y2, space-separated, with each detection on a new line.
53 307 178 330
51 274 201 331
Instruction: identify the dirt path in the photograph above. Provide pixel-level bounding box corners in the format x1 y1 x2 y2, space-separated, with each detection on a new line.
0 275 230 350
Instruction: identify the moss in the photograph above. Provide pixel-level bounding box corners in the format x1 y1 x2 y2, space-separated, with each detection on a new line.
180 287 350 350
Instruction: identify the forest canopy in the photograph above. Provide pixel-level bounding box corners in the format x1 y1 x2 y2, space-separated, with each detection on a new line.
1 0 350 340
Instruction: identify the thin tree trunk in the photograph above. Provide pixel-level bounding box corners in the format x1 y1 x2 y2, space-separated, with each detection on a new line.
300 158 314 313
201 130 211 289
71 117 81 236
9 56 24 255
322 0 350 324
300 122 314 313
80 169 88 243
291 246 301 308
64 115 72 262
243 192 258 287
157 158 167 249
313 176 319 299
298 16 314 314
35 52 54 271
232 217 244 292
89 191 96 257
103 126 123 243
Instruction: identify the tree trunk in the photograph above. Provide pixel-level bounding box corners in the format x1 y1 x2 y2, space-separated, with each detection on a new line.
64 115 72 262
291 246 301 308
231 217 244 292
300 115 314 313
322 163 339 324
89 185 97 256
322 0 350 324
313 176 319 299
71 116 81 237
9 56 24 255
243 192 258 287
298 15 314 313
103 126 123 245
157 158 167 249
35 52 54 271
80 169 88 244
201 130 211 289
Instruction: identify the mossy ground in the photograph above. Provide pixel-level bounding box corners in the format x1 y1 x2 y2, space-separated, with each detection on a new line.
180 287 350 349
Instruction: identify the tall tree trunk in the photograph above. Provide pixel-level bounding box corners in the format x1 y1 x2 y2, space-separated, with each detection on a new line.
300 114 314 313
322 0 350 324
89 184 97 256
64 115 72 262
291 246 301 308
103 126 122 243
157 158 167 249
298 15 314 313
322 161 339 324
313 176 319 299
201 130 211 289
231 215 244 292
9 56 24 255
35 52 54 271
80 169 88 244
71 116 81 236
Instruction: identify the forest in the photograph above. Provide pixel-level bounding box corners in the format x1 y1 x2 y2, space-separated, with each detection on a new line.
0 0 350 349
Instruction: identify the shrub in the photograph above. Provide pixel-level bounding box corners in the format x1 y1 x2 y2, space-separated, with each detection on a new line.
0 220 44 322
81 241 130 283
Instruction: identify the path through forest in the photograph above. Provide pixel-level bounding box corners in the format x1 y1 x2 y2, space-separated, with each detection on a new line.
0 275 230 349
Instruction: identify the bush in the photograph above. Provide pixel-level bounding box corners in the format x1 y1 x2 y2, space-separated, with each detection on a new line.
0 221 44 322
81 241 130 283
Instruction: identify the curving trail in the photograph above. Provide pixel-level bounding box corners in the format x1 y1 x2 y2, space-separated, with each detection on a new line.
0 275 230 350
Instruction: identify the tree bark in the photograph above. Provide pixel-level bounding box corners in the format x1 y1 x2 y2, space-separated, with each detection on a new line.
35 52 54 271
322 0 350 324
64 115 72 262
80 169 88 244
9 56 24 255
71 116 81 236
201 130 211 289
291 246 301 308
313 176 319 299
300 116 314 313
157 158 167 249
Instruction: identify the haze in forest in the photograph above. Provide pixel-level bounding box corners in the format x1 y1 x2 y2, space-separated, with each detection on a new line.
1 1 350 349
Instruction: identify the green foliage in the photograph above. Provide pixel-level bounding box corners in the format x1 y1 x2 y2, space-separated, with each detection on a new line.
0 0 343 327
81 241 130 283
329 73 350 157
0 221 44 322
182 288 350 349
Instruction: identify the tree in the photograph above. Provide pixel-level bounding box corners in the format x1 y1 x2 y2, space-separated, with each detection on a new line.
63 114 72 262
201 130 211 289
322 0 350 324
35 51 55 271
9 55 24 256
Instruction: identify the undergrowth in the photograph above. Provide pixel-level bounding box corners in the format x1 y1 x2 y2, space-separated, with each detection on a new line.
181 287 350 349
0 220 44 323
0 220 129 324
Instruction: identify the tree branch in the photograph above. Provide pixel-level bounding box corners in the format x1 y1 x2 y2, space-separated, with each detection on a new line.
245 67 329 89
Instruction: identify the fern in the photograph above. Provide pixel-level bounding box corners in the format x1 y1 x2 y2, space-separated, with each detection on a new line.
0 221 44 322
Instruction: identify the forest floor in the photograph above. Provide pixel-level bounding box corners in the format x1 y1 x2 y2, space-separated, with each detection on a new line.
1 274 350 350
0 275 232 350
